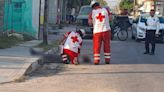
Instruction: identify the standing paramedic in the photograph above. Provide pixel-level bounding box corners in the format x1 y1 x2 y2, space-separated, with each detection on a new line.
144 9 160 55
88 0 113 65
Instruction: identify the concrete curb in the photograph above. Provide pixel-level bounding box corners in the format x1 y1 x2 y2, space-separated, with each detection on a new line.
24 58 42 75
24 47 62 75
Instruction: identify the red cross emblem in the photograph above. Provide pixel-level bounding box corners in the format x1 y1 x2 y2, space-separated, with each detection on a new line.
71 36 79 43
96 13 105 22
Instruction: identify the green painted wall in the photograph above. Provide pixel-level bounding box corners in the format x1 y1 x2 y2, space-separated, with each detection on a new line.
0 0 4 32
4 0 37 37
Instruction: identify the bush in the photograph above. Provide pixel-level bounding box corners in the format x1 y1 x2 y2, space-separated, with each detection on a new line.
23 34 36 41
0 32 36 49
0 35 23 49
36 40 59 51
119 0 133 12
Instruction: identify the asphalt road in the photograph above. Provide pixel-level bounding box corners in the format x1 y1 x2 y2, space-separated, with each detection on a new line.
49 25 164 64
80 39 164 64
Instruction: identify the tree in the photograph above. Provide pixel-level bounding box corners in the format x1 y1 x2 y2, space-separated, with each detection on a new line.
81 0 92 5
119 0 133 11
43 0 48 44
97 0 108 6
80 0 107 6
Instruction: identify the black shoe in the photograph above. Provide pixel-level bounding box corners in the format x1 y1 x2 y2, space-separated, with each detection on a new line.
105 61 110 64
144 52 149 54
105 62 110 64
149 52 155 55
94 62 99 65
74 60 79 65
63 60 70 64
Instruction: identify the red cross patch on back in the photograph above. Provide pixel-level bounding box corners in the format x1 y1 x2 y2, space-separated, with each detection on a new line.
96 13 105 22
71 36 79 43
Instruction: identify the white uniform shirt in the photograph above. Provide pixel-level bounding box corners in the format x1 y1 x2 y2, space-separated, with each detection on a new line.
63 31 82 53
92 8 111 34
146 16 160 33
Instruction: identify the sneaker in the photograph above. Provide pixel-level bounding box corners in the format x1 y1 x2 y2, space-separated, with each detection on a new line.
74 60 79 65
94 60 100 65
94 62 99 65
65 60 70 64
73 57 79 65
105 61 110 64
63 60 70 64
105 59 111 64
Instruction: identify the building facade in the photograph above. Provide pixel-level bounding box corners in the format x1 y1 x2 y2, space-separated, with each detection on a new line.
47 0 82 25
155 0 164 16
47 0 68 24
137 0 155 13
135 0 164 16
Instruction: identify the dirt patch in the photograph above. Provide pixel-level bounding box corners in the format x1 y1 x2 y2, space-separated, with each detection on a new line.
27 63 65 78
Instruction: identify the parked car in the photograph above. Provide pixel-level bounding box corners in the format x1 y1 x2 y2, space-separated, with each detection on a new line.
131 14 164 42
76 5 93 39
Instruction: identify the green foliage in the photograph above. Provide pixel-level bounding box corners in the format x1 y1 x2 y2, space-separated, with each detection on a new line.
36 40 59 51
97 0 108 6
23 34 36 41
119 0 133 10
77 0 107 6
0 32 35 49
82 0 92 5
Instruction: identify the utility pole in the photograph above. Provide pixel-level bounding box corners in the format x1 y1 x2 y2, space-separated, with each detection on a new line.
43 0 48 44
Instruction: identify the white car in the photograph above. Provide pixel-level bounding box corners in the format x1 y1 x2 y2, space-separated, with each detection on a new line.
132 14 164 42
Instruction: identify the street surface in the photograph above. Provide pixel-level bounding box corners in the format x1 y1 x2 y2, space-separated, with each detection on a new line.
81 39 164 64
0 26 164 92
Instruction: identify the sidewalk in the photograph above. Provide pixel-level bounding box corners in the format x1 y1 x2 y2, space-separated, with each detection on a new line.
0 40 41 84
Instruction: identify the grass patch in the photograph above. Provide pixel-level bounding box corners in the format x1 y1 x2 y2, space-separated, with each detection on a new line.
0 35 23 49
36 40 59 51
23 34 36 41
0 32 36 49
